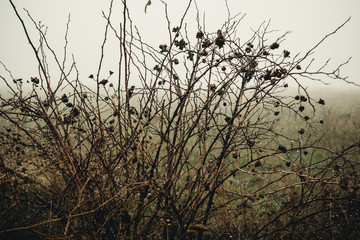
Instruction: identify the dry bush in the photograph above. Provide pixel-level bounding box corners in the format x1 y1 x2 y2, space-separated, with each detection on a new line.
1 0 359 239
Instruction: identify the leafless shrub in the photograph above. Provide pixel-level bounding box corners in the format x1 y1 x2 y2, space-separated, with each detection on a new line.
0 0 359 239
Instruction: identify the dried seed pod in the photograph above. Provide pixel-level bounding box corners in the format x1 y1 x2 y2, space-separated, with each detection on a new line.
283 50 290 57
300 95 307 102
264 70 272 80
215 30 225 48
71 107 80 117
196 30 204 39
270 42 279 50
209 84 216 92
202 39 212 48
31 77 40 84
225 116 231 123
175 39 187 50
153 65 161 72
61 94 69 103
172 26 180 33
278 145 287 153
99 79 108 86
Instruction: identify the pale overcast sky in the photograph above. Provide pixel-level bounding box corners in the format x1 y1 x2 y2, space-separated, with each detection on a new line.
1 0 360 92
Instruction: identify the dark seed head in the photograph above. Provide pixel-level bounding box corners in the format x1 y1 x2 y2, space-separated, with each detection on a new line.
318 98 325 105
255 161 261 167
283 50 290 58
286 162 291 167
270 42 279 50
225 116 231 123
296 65 301 70
172 26 180 33
196 30 204 39
99 79 108 86
61 94 69 103
31 77 40 84
278 145 287 153
298 128 305 134
209 84 217 92
215 31 225 48
299 106 305 112
300 96 307 102
202 39 212 48
304 116 310 121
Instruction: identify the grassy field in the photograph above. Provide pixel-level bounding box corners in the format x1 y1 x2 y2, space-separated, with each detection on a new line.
0 87 359 239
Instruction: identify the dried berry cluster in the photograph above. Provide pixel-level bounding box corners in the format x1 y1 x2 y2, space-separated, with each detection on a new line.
215 30 225 48
175 39 187 50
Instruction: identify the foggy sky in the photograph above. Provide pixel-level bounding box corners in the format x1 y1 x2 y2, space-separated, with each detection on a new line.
1 0 360 92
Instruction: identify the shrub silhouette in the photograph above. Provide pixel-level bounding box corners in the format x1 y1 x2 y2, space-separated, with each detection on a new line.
1 0 359 239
